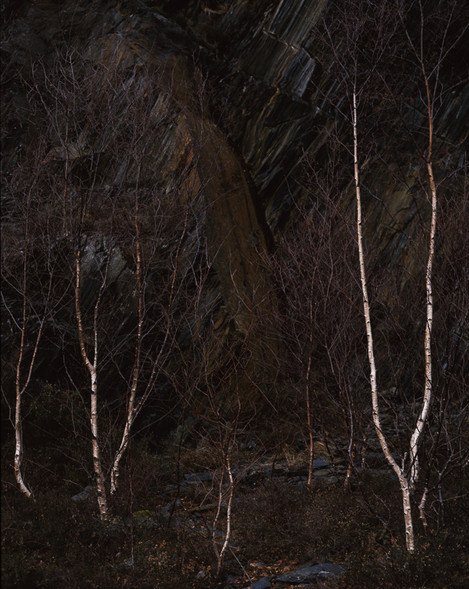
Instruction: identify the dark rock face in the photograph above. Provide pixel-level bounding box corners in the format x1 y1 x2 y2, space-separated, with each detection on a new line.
1 0 468 410
218 0 327 188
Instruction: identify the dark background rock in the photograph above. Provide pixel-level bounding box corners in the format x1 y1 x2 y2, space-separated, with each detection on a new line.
1 0 468 428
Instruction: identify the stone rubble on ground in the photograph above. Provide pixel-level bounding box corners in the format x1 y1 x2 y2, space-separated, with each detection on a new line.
241 562 346 588
248 577 272 589
71 485 94 502
276 562 346 583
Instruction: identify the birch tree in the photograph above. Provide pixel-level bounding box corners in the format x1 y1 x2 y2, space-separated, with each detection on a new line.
109 190 189 495
3 187 49 499
21 46 191 517
74 239 109 519
400 0 446 491
315 0 467 551
352 82 415 551
347 0 462 552
2 136 64 499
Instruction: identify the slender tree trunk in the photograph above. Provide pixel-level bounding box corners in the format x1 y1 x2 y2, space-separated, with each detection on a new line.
110 204 188 494
13 219 49 499
110 191 143 495
214 452 234 578
353 87 415 552
75 251 108 520
398 471 415 553
306 300 315 487
409 60 436 489
14 259 33 499
419 486 429 532
344 411 355 490
15 313 32 499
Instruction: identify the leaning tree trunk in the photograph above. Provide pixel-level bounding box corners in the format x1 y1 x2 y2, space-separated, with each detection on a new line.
409 58 436 490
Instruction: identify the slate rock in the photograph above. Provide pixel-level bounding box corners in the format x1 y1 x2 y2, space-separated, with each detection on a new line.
184 471 213 483
276 563 345 584
313 458 332 469
71 485 94 502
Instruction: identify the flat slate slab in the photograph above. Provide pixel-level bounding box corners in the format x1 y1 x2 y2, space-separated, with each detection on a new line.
183 471 213 483
249 577 272 589
276 562 345 583
313 458 332 469
71 485 94 502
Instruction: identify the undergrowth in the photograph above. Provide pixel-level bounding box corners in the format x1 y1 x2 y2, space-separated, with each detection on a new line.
2 437 468 588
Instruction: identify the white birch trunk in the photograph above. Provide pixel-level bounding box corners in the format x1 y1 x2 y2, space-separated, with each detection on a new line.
419 486 429 531
217 455 234 578
111 206 189 494
353 89 415 552
15 335 32 499
13 234 48 499
110 199 143 495
214 452 234 578
75 252 108 520
409 67 436 489
110 404 135 495
14 271 33 499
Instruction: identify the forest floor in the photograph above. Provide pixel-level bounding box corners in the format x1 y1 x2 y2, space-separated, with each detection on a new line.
2 430 469 589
